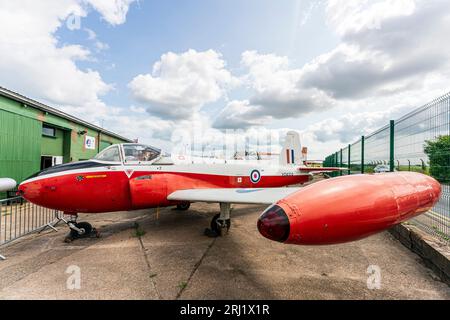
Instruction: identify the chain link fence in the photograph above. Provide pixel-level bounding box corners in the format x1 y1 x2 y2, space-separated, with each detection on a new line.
324 92 450 243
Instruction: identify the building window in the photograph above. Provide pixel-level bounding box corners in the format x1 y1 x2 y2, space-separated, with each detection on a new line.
42 125 56 137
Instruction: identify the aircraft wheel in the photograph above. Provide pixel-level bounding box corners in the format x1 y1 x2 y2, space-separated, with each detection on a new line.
69 222 92 239
210 214 231 236
176 202 191 211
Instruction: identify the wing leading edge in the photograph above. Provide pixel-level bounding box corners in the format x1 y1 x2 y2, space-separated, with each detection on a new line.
167 187 302 205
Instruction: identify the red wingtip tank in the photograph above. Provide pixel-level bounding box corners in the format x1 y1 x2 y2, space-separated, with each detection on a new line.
257 172 442 245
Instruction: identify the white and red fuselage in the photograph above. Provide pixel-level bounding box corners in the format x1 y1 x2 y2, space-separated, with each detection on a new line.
18 160 311 214
17 143 442 246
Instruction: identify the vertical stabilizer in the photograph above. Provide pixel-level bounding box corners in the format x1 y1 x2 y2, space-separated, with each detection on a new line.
280 131 301 166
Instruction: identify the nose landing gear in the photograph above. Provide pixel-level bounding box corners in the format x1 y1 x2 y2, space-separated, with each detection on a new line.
62 214 100 243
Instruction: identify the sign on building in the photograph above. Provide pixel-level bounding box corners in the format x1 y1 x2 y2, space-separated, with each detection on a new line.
85 136 96 150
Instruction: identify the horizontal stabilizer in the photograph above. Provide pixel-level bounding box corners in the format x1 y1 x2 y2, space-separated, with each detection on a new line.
298 167 348 175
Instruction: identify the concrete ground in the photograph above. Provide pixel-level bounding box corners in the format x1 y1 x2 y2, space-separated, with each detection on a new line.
0 203 449 300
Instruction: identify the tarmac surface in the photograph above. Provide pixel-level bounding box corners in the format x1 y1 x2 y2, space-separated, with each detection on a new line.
0 203 449 300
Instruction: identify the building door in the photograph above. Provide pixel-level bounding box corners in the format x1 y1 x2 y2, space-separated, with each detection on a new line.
40 156 53 170
40 156 63 170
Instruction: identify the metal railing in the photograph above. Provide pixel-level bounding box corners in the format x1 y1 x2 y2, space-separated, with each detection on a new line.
324 92 450 243
0 196 61 259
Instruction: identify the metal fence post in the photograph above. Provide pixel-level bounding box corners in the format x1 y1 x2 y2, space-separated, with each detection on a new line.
348 144 351 175
361 136 365 174
390 120 395 172
340 149 343 176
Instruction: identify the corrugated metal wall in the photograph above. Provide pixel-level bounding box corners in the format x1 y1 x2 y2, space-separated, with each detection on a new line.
0 110 41 190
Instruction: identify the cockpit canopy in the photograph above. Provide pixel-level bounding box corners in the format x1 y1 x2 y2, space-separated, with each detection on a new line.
122 144 161 162
94 144 171 165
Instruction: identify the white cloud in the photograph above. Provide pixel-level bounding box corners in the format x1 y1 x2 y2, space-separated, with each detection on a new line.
0 1 107 116
2 0 448 160
0 0 136 123
301 0 450 98
85 0 137 25
304 104 409 144
326 0 417 36
129 49 238 120
212 0 450 159
213 50 335 129
213 100 269 129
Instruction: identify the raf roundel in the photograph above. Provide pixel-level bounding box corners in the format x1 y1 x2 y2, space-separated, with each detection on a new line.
250 169 261 184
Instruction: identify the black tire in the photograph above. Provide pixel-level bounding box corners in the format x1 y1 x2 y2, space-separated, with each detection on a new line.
70 222 92 238
210 214 231 235
176 202 191 211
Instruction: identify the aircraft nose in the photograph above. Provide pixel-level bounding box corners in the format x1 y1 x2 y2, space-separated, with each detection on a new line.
17 181 27 196
257 204 290 243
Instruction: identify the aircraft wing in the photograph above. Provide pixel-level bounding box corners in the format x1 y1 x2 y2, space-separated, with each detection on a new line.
167 188 301 204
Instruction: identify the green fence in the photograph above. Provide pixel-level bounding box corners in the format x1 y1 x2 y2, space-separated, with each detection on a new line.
323 92 450 243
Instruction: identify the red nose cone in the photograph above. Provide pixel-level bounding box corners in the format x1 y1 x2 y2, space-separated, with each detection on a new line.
257 205 290 243
17 183 25 196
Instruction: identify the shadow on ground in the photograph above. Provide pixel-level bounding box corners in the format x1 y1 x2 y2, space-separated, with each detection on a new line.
0 203 448 299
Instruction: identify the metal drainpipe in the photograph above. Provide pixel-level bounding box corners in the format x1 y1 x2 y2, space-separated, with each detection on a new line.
348 144 351 175
390 120 395 172
361 136 365 174
97 131 101 153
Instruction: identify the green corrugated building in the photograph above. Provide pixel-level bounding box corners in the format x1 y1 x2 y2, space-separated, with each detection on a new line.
0 86 132 196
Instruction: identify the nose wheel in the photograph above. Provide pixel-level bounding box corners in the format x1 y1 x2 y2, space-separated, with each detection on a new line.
204 203 232 237
62 214 100 243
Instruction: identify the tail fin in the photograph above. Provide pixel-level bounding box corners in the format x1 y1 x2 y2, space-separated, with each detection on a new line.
280 131 302 166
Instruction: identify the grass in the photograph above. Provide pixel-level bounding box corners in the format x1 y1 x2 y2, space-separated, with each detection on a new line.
133 228 146 237
178 281 188 290
431 226 450 241
132 222 146 237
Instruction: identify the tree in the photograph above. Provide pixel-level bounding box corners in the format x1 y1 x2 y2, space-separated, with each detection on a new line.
424 135 450 183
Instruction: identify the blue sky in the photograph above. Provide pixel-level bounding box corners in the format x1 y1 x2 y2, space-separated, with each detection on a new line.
1 0 449 159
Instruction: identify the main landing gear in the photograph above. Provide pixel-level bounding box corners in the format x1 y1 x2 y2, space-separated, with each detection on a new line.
62 213 100 243
204 203 231 238
176 202 191 211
